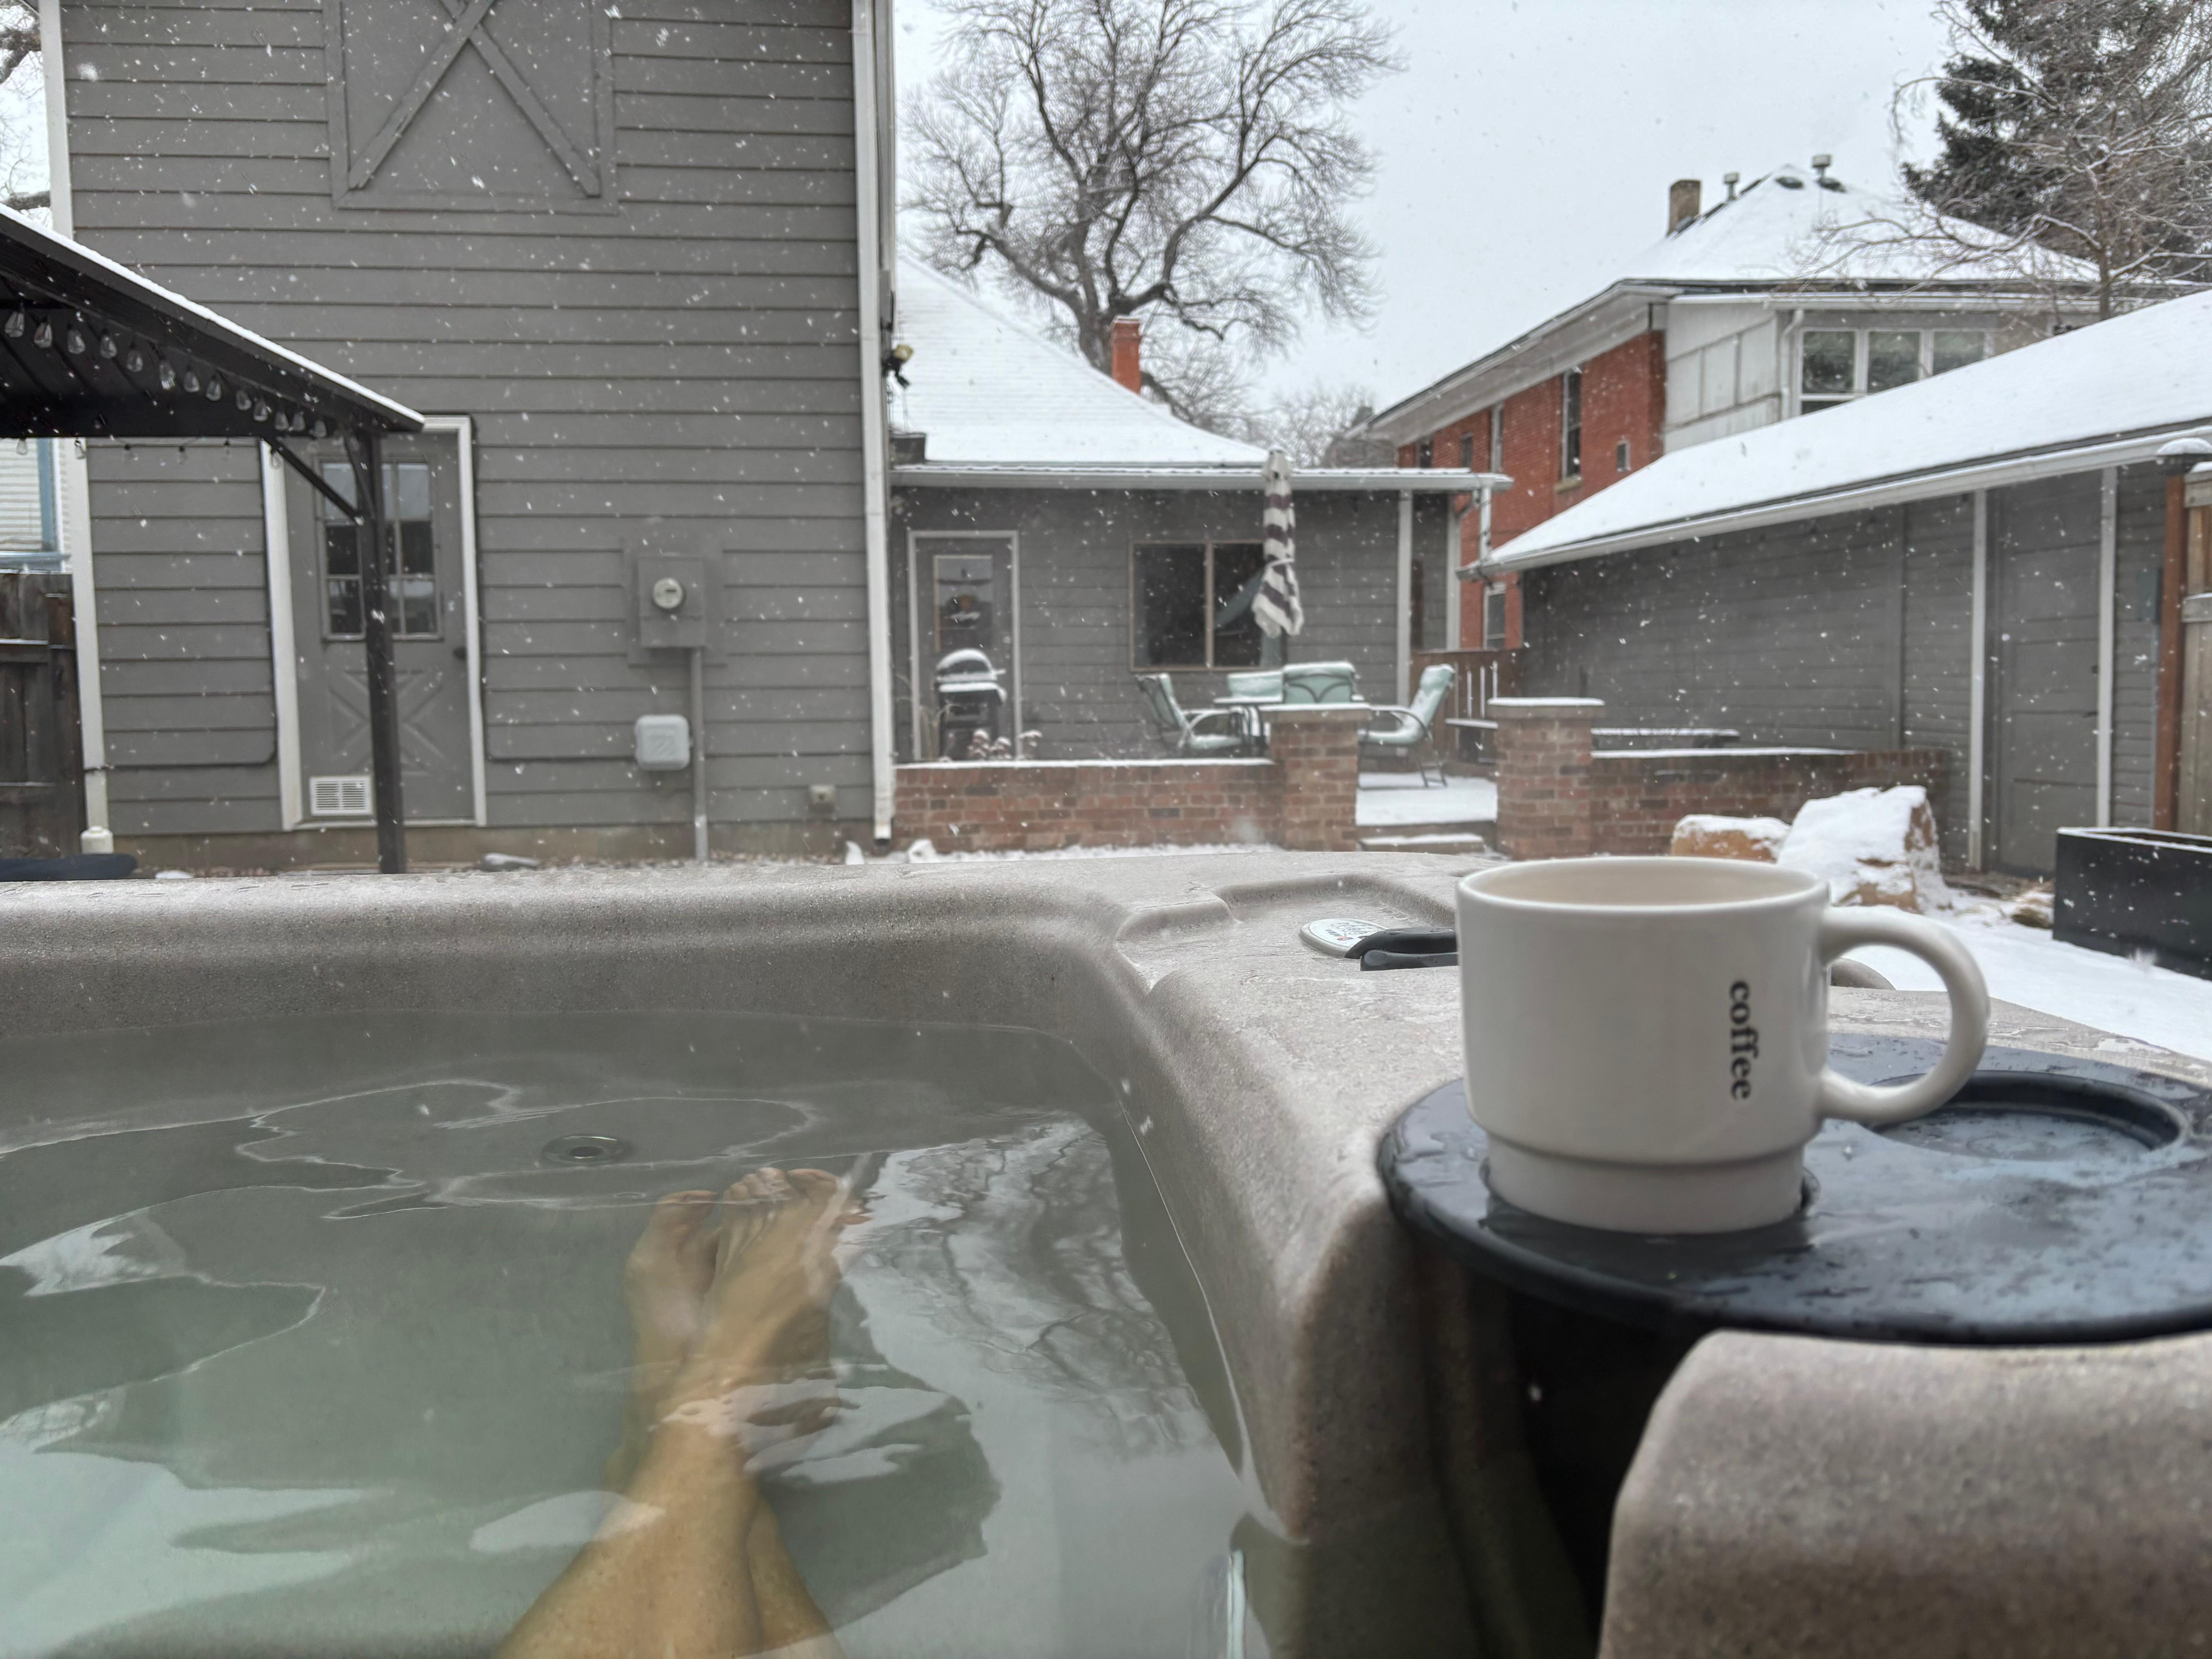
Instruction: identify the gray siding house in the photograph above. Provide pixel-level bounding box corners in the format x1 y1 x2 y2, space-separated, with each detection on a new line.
885 263 1490 760
1482 292 2212 875
50 0 899 864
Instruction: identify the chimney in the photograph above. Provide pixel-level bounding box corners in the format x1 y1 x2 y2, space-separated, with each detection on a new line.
1111 316 1142 392
1667 178 1701 234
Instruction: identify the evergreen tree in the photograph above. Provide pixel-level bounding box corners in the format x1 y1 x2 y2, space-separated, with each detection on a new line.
1904 0 2212 315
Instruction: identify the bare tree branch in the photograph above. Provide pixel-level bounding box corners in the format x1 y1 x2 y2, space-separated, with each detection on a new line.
904 0 1398 425
1823 0 2212 319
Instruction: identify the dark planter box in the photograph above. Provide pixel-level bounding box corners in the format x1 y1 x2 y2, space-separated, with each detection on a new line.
2054 828 2212 980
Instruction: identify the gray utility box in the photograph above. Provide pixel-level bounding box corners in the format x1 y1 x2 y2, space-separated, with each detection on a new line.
634 556 707 652
634 714 691 771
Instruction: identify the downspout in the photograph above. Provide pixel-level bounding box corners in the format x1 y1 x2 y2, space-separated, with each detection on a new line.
1967 490 1988 869
1395 491 1414 705
2095 468 2116 826
852 0 896 845
38 0 111 855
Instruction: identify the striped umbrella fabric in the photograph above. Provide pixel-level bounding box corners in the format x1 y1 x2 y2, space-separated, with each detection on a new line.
1254 449 1304 638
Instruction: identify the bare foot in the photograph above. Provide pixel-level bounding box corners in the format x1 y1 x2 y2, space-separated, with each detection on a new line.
606 1189 720 1486
663 1168 853 1441
623 1189 722 1374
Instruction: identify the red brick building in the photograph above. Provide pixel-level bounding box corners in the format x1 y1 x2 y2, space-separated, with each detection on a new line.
1365 163 2099 649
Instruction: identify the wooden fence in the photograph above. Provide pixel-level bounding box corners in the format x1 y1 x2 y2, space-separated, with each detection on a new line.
0 572 84 856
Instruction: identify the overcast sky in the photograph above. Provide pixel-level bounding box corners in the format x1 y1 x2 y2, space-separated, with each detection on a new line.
893 0 1959 412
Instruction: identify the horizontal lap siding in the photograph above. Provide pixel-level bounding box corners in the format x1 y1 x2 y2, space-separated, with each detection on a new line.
65 0 866 836
892 488 1413 760
2112 463 2162 828
1901 494 1976 864
85 440 276 834
1523 506 1910 749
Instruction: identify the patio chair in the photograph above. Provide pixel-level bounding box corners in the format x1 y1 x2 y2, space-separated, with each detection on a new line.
1136 673 1255 755
1360 663 1455 785
1222 668 1284 702
1281 661 1359 704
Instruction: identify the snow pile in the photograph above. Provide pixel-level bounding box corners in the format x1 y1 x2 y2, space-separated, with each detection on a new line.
1776 786 1951 912
1669 814 1789 862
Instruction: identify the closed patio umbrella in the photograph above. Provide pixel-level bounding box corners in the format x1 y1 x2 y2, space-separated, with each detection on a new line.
1252 449 1304 654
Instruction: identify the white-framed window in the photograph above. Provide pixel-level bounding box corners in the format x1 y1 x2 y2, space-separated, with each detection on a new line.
1131 541 1267 669
1798 326 1989 414
1560 367 1583 479
1482 581 1508 649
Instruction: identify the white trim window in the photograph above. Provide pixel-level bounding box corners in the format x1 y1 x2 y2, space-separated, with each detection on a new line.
1799 326 1989 414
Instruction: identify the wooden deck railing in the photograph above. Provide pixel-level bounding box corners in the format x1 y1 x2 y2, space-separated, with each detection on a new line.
0 572 84 857
1409 647 1523 722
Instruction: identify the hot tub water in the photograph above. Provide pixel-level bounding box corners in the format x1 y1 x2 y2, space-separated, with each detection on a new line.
0 1011 1253 1658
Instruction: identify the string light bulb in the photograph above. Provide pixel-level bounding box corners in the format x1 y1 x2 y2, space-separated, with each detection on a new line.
98 334 119 360
65 327 87 354
3 311 22 338
181 368 201 393
32 320 52 348
124 347 146 374
157 361 177 391
252 400 271 422
311 418 328 439
204 376 223 401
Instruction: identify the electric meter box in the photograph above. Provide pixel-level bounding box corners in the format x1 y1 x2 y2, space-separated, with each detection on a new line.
634 714 692 771
634 555 707 651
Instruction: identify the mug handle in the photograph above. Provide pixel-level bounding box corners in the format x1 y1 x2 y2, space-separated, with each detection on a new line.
1813 909 1990 1126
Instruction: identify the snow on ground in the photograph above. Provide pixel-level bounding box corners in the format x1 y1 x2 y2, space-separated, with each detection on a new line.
1843 904 2212 1065
1357 773 1496 828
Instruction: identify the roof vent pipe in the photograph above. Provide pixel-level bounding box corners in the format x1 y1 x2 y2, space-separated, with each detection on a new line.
1667 178 1701 235
1723 171 1740 200
1111 317 1142 392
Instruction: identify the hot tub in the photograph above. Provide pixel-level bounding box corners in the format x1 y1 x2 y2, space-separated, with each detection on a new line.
2 853 2209 1658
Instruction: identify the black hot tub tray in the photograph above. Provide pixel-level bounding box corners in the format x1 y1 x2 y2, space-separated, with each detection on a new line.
1381 1037 2212 1346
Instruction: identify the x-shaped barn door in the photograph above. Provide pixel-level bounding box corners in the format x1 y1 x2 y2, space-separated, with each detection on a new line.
349 0 599 195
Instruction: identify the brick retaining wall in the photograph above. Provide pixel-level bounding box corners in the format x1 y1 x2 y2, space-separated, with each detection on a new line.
1590 747 1951 856
895 759 1279 853
1492 698 1950 860
895 705 1371 853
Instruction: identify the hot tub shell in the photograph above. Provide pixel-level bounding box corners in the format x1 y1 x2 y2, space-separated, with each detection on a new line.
4 853 2210 1658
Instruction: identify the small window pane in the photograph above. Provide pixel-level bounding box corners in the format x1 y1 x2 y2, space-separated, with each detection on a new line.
323 524 362 636
319 461 357 514
1484 584 1507 649
392 461 431 521
1801 331 1855 396
1800 397 1851 415
1932 330 1986 374
1868 330 1920 393
1134 544 1206 668
1211 541 1266 668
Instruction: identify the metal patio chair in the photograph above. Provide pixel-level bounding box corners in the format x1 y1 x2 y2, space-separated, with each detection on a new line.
1281 661 1359 704
1137 673 1256 756
1361 663 1456 785
1221 668 1284 702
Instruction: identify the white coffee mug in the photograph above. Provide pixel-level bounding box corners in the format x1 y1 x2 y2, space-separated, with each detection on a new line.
1457 857 1990 1234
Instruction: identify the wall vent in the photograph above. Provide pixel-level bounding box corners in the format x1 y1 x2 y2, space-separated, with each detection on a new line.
310 775 373 817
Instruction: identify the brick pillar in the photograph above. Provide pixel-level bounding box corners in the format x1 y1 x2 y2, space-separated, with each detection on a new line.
1270 705 1367 851
1492 697 1602 860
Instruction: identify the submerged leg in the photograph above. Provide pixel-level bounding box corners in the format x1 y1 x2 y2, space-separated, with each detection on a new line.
501 1167 853 1659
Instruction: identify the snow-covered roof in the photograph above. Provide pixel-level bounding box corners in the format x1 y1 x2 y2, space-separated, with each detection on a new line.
1367 163 2097 442
1615 163 2077 289
888 259 1266 468
1486 291 2212 570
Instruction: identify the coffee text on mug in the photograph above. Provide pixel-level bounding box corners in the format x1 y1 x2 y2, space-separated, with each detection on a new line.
1728 980 1758 1099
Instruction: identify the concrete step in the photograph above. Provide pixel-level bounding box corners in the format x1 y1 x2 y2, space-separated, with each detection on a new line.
1361 830 1489 853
